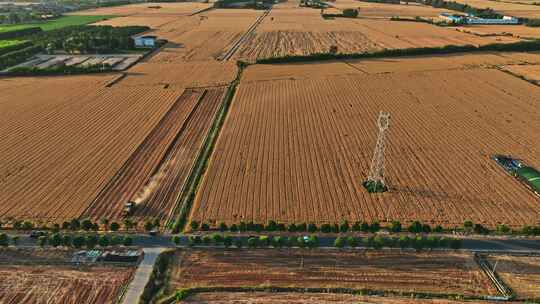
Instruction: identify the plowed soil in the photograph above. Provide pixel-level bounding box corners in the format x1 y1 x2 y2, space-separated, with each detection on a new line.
170 249 497 296
191 68 540 228
184 292 505 304
0 264 133 304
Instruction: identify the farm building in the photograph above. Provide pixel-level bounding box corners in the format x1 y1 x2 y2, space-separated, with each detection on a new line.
440 13 519 24
134 35 157 48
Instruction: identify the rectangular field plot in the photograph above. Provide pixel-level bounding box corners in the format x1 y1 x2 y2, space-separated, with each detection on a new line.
234 1 519 61
83 87 227 225
0 264 133 304
170 249 497 296
0 75 183 224
183 292 494 304
191 68 540 228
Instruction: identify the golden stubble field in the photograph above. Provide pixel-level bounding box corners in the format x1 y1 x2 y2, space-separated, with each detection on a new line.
234 0 519 61
190 65 540 228
452 0 540 18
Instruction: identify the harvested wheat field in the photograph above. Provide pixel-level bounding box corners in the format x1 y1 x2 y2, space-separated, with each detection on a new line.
191 67 540 229
0 264 133 304
183 292 506 304
487 255 540 299
170 249 497 296
72 2 211 16
453 0 540 18
117 61 237 88
146 9 262 62
235 3 518 61
83 87 226 224
502 63 540 84
334 0 452 18
0 75 184 224
241 52 540 81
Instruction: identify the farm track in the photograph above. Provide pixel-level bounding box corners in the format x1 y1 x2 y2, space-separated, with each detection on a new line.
82 89 204 222
218 8 271 61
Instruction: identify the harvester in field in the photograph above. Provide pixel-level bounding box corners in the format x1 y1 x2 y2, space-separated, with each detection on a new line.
492 154 540 196
122 201 136 216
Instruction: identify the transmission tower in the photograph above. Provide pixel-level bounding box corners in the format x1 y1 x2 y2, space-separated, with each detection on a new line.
363 111 391 193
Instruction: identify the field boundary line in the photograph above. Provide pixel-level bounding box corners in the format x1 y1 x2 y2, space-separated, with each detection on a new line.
189 6 214 16
217 8 271 61
157 285 498 304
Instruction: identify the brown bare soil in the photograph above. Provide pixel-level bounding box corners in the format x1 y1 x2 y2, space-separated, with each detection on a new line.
0 247 74 263
170 249 496 296
487 255 540 299
0 264 133 304
184 292 507 303
191 68 540 228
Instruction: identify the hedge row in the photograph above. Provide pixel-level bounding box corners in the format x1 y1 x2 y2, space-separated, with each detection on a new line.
256 40 540 64
334 235 463 250
187 234 320 248
185 234 463 250
0 45 42 70
0 27 42 40
0 41 33 56
8 63 113 75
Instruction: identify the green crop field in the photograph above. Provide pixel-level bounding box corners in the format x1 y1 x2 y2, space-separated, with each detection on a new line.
0 40 25 48
0 15 115 33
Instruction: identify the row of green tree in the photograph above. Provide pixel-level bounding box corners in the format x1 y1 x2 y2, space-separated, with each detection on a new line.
8 63 113 75
334 235 462 250
190 219 540 235
1 217 152 232
185 234 320 248
180 233 463 250
28 25 149 54
0 232 133 248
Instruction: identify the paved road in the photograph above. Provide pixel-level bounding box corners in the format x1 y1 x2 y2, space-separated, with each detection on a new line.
6 232 540 253
121 247 166 304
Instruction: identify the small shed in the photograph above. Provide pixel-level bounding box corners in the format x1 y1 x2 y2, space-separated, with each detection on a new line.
134 35 157 48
